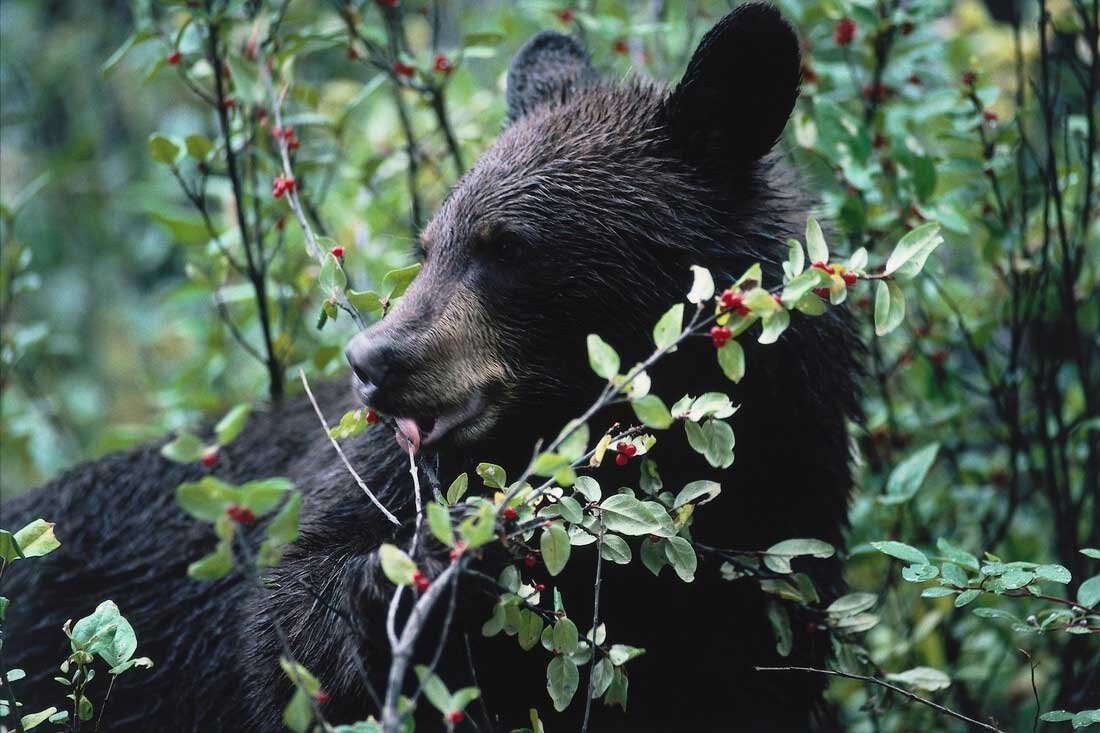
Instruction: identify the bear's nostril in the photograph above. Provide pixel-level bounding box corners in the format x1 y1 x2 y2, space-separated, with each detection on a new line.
345 338 393 390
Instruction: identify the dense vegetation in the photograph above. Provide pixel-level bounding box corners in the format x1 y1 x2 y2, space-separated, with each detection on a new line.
1 0 1097 731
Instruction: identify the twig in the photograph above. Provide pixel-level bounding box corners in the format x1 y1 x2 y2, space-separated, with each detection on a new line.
580 519 605 733
754 666 1005 732
298 369 399 525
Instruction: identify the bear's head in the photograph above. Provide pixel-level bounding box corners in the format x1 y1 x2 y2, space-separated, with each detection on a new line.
345 3 803 452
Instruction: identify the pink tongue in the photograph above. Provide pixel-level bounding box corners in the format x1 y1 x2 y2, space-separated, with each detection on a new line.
395 417 421 456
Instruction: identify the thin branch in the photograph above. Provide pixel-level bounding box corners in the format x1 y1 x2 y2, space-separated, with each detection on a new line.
753 666 1005 732
298 369 399 525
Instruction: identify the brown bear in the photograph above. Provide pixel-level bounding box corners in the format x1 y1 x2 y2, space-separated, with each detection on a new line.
3 5 857 731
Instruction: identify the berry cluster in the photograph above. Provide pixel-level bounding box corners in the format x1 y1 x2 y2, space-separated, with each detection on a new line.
614 441 638 466
710 326 733 348
502 506 519 521
272 124 300 152
433 53 453 74
272 175 296 198
393 61 415 78
411 569 430 592
834 17 856 46
718 288 750 316
166 50 182 66
201 447 219 467
226 504 256 525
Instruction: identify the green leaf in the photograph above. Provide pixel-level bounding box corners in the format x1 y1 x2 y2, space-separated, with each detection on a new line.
282 690 313 733
758 309 790 345
414 666 452 713
586 334 620 380
215 403 252 444
148 133 180 165
687 266 715 304
10 519 60 560
673 480 721 509
573 475 601 502
552 617 579 654
347 289 384 312
266 491 301 546
879 443 939 504
330 409 371 440
954 589 981 607
781 268 831 307
664 536 697 582
541 524 571 576
1082 548 1100 559
1035 564 1071 584
600 534 632 564
188 542 233 580
805 217 828 263
448 687 481 713
1077 575 1100 607
605 666 629 710
874 280 906 336
684 419 735 469
477 463 506 489
160 431 206 463
556 495 584 524
379 544 418 586
591 658 614 698
717 340 745 383
767 602 793 656
936 538 980 572
786 238 805 278
446 473 469 505
884 222 942 279
382 264 421 298
827 593 877 617
427 503 455 547
546 656 579 712
518 610 544 651
1072 710 1100 728
631 394 673 429
176 477 239 522
531 451 570 477
241 477 294 514
598 495 664 536
652 304 684 351
763 538 835 574
884 667 951 691
1041 711 1075 722
21 708 59 730
640 538 668 576
319 253 347 296
102 28 156 76
184 134 214 160
871 541 929 566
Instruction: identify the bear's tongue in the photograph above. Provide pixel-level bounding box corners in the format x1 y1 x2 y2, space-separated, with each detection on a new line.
395 417 421 456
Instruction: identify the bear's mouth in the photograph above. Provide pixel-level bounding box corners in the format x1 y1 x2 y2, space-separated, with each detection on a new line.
368 392 487 455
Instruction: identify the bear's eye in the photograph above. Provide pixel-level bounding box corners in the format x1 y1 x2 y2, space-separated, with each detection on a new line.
479 228 525 265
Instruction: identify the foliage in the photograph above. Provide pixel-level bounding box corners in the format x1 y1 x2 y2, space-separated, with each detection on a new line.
0 0 1097 732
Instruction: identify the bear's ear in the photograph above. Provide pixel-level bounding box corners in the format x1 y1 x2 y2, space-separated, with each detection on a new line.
506 31 596 123
665 3 801 171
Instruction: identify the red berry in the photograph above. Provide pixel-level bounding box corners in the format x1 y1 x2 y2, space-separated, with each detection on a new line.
392 61 415 77
167 51 182 66
615 453 629 466
710 325 732 349
771 292 783 307
331 246 346 259
983 109 998 123
648 534 661 544
524 553 537 568
814 287 831 300
314 690 331 705
222 97 236 110
448 542 466 562
614 39 629 55
412 570 430 592
719 289 744 311
502 507 519 521
347 45 360 60
557 8 575 23
275 216 286 231
843 271 858 286
623 443 637 456
272 175 296 198
900 21 914 35
930 349 949 366
812 261 836 275
535 583 546 592
433 53 453 73
244 39 257 61
201 448 219 467
962 71 976 87
834 18 856 47
907 73 922 85
447 710 465 724
226 504 256 524
801 65 818 84
366 408 378 425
